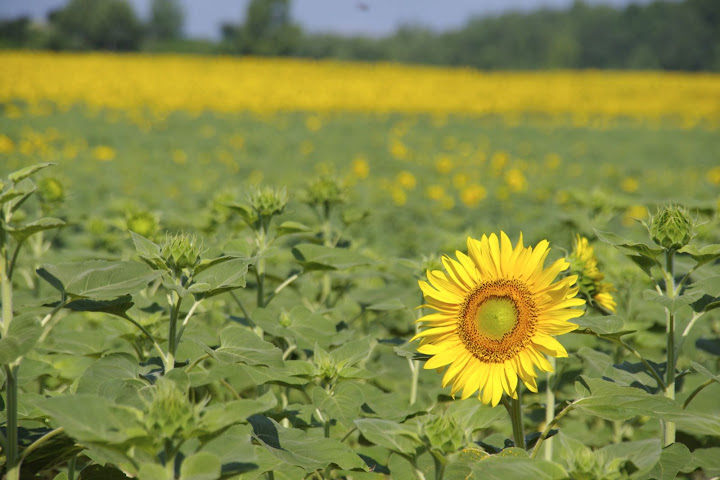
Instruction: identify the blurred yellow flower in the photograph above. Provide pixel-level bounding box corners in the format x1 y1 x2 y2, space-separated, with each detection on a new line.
505 168 528 192
623 204 648 227
92 145 116 162
491 151 509 175
621 177 639 193
352 156 370 179
435 154 454 174
300 140 315 156
426 185 445 201
544 153 562 170
396 171 416 190
172 149 187 164
460 185 487 207
0 134 15 154
305 115 323 132
390 139 409 160
391 187 407 206
707 166 720 185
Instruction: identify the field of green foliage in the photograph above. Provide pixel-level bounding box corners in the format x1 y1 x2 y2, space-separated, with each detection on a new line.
1 104 720 480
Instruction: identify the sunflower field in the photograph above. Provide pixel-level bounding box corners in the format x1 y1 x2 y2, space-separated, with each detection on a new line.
1 51 720 480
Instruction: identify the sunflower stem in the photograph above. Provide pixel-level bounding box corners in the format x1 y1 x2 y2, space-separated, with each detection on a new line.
664 249 676 446
510 392 526 450
544 357 556 460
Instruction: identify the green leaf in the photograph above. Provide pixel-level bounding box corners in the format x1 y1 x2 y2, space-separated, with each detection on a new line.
471 452 568 479
596 439 661 478
8 217 65 243
137 464 172 480
252 305 338 350
573 376 678 421
684 276 720 314
444 447 488 480
691 361 720 383
647 443 692 480
292 244 371 271
204 326 283 368
129 231 165 270
37 260 162 300
34 394 141 444
0 313 42 364
678 243 720 268
179 452 221 480
643 289 699 314
63 295 135 317
7 162 56 183
198 424 257 473
311 382 365 429
688 447 720 477
249 415 366 472
191 256 251 298
76 353 143 406
571 315 625 335
78 465 131 480
277 221 312 236
331 336 374 369
354 418 421 454
200 392 277 432
595 230 663 258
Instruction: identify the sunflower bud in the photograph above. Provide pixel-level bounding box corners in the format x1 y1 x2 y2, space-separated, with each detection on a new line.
303 177 346 209
144 379 196 441
249 185 288 219
649 205 695 250
127 210 158 238
161 233 203 271
38 177 65 204
423 414 464 454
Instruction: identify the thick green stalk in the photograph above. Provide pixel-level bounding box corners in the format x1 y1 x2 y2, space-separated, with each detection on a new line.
4 363 19 480
664 249 676 446
510 391 526 450
167 291 183 369
544 357 556 460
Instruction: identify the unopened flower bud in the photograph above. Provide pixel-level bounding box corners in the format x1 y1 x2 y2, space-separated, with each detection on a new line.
162 233 203 270
649 205 695 250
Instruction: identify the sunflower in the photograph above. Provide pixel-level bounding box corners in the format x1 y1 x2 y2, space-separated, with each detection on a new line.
569 235 617 313
413 232 585 406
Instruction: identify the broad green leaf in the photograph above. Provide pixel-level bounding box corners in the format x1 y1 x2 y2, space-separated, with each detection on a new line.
573 376 678 421
571 315 625 335
595 230 663 258
191 256 250 298
359 384 426 422
199 424 257 472
596 439 661 478
685 276 720 313
34 394 142 444
311 382 365 429
446 399 506 434
249 415 366 472
252 305 337 350
205 326 283 368
367 298 406 311
678 244 720 268
642 289 699 314
354 418 421 454
688 447 720 477
200 392 277 432
292 244 371 271
277 220 312 235
179 452 221 480
129 231 165 270
0 313 41 364
8 162 55 183
37 260 162 300
78 464 131 480
331 336 374 369
444 447 488 480
137 464 172 480
5 178 36 212
691 361 720 383
8 217 65 243
472 452 568 479
647 443 692 480
64 295 135 317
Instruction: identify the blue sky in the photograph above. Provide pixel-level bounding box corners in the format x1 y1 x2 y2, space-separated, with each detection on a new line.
1 0 652 39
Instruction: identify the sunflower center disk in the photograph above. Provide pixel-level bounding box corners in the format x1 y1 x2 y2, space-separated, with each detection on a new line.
474 297 519 340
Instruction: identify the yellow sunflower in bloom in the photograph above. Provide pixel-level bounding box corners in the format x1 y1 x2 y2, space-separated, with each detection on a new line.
569 235 617 313
413 232 585 406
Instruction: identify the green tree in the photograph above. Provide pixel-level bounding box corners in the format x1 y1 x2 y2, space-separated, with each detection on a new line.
47 0 143 51
148 0 185 41
225 0 301 55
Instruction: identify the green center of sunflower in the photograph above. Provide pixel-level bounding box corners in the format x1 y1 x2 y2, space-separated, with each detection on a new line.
475 297 518 340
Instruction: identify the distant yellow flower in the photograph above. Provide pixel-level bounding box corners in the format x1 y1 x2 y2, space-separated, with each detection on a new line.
396 171 416 190
0 134 15 154
435 154 454 174
707 166 720 185
426 185 445 201
544 153 561 170
453 173 468 189
352 156 370 179
460 185 487 207
390 139 409 160
569 235 617 313
172 149 187 164
300 140 315 156
391 187 407 206
414 232 584 406
505 169 527 193
305 115 322 132
621 177 639 193
491 151 509 176
622 204 648 227
92 145 116 162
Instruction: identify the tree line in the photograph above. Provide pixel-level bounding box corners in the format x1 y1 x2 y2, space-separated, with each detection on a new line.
1 0 718 71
